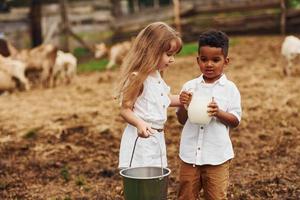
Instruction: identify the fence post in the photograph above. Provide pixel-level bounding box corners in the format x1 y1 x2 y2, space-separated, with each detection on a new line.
111 0 122 17
30 0 43 47
154 0 160 9
60 0 70 52
133 0 139 13
280 0 286 35
173 0 181 34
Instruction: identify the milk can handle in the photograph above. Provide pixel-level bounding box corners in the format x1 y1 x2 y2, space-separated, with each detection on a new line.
129 135 164 177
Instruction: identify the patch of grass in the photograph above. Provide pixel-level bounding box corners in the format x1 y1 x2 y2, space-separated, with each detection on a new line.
75 175 86 187
50 196 71 200
78 59 108 73
63 197 71 200
60 166 70 182
230 38 240 47
0 181 8 190
178 39 240 57
178 43 198 56
76 40 240 73
73 47 90 58
23 128 38 139
83 186 91 192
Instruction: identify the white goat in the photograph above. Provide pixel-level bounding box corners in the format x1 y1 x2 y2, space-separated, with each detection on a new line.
50 50 77 86
94 41 131 69
10 43 57 87
281 35 300 76
0 70 16 93
0 55 30 90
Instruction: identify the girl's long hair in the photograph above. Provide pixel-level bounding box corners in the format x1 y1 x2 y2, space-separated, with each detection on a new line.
116 22 182 108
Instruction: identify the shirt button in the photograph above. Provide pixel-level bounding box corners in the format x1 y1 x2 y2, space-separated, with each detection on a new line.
200 126 204 129
163 105 166 108
161 93 163 96
198 147 201 150
158 81 161 84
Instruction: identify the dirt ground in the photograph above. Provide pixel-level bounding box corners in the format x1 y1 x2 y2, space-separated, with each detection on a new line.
0 36 299 200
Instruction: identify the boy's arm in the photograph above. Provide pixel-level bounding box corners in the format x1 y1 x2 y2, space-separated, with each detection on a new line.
215 86 242 128
215 110 239 128
208 98 239 128
176 106 188 125
176 90 192 125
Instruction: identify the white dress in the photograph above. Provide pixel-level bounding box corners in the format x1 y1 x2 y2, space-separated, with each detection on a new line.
118 71 171 168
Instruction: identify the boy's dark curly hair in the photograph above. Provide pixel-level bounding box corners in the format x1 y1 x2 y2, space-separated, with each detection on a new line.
198 30 229 57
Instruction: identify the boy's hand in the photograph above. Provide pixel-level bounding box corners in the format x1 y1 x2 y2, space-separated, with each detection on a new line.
207 97 219 117
136 121 154 138
179 91 192 107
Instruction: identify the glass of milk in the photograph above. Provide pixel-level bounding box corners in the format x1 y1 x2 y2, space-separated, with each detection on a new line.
187 86 213 125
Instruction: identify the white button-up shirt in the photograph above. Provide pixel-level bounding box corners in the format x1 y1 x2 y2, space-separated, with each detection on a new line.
179 74 242 165
119 71 171 168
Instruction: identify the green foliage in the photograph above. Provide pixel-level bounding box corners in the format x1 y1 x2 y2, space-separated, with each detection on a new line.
78 59 108 73
23 128 38 139
60 166 70 182
288 0 300 8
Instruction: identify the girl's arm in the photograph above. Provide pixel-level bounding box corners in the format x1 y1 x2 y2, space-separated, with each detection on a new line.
120 84 154 138
120 107 154 137
169 94 182 107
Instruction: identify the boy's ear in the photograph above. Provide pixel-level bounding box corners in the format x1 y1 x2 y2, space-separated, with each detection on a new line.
225 57 230 65
196 56 201 65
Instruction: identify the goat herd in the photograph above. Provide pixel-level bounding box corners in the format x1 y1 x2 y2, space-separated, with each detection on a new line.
0 35 299 95
0 38 133 95
0 39 77 93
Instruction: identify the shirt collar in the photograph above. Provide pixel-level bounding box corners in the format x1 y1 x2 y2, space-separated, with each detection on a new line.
148 70 162 80
198 74 227 86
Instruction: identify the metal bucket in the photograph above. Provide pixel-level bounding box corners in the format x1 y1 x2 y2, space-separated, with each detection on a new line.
120 135 171 200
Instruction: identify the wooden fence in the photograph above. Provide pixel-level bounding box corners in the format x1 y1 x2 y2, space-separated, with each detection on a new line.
113 0 300 42
1 0 300 49
0 0 112 48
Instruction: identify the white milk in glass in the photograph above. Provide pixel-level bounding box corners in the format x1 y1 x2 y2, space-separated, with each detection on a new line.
187 85 213 125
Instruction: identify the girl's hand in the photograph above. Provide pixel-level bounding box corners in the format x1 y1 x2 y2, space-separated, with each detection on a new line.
179 91 192 107
136 121 154 138
207 97 219 117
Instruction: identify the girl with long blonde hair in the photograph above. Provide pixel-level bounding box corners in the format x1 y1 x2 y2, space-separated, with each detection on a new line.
118 22 182 168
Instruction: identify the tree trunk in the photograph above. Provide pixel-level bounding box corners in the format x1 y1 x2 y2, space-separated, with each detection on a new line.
29 0 43 47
